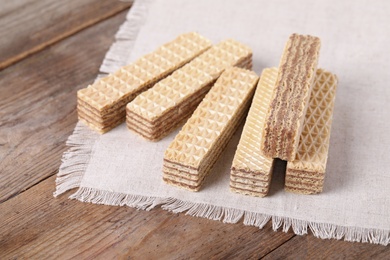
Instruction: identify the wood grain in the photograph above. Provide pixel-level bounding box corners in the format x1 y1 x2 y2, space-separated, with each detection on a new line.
1 1 389 258
262 234 390 259
0 0 132 70
0 9 129 203
0 175 294 259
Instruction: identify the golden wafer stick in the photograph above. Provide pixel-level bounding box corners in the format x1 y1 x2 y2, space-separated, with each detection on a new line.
77 32 212 133
230 67 278 197
163 67 259 191
285 69 338 194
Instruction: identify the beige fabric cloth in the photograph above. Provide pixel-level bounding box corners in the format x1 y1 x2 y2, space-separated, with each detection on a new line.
55 0 390 245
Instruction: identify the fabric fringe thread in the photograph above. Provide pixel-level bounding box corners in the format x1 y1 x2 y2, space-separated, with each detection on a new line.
100 0 154 74
53 123 98 197
54 0 151 196
54 0 390 247
68 187 390 246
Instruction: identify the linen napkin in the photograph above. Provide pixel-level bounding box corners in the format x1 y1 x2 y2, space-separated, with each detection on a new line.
55 0 390 245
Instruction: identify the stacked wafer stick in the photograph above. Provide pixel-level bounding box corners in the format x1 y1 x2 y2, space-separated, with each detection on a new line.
77 32 212 133
285 69 338 194
229 34 337 196
163 68 259 191
230 66 337 196
261 34 321 161
230 68 277 197
126 39 252 141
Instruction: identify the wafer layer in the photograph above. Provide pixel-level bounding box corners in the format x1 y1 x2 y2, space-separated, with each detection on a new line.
126 39 253 141
230 67 278 197
77 32 212 133
230 178 270 196
285 69 338 194
262 34 321 161
163 68 259 191
230 173 270 194
230 186 268 197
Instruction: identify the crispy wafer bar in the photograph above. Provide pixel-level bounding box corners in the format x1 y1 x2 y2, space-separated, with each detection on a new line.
230 67 278 197
163 68 259 191
285 69 338 194
77 32 212 133
126 39 253 141
262 34 321 161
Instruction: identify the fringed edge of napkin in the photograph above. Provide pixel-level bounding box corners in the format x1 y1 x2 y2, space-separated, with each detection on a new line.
101 0 154 74
53 0 390 246
54 0 152 196
54 123 98 196
67 187 390 246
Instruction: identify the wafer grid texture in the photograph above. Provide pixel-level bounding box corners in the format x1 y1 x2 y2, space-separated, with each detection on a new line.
262 34 321 161
285 69 338 194
126 39 253 141
77 32 212 133
163 68 259 191
230 67 278 197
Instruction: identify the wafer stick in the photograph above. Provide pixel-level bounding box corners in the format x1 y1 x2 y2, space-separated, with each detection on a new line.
126 39 253 141
262 34 321 161
285 69 338 194
230 67 278 197
163 68 259 191
77 32 212 133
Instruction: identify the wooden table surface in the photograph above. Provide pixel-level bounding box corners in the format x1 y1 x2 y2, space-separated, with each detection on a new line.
1 1 389 259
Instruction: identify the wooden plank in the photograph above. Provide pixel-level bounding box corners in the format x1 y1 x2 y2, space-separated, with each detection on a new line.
262 234 390 259
0 9 129 203
1 1 387 257
0 0 132 70
0 175 294 259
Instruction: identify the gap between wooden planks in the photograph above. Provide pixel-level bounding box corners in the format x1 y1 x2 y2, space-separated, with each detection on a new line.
0 0 133 70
